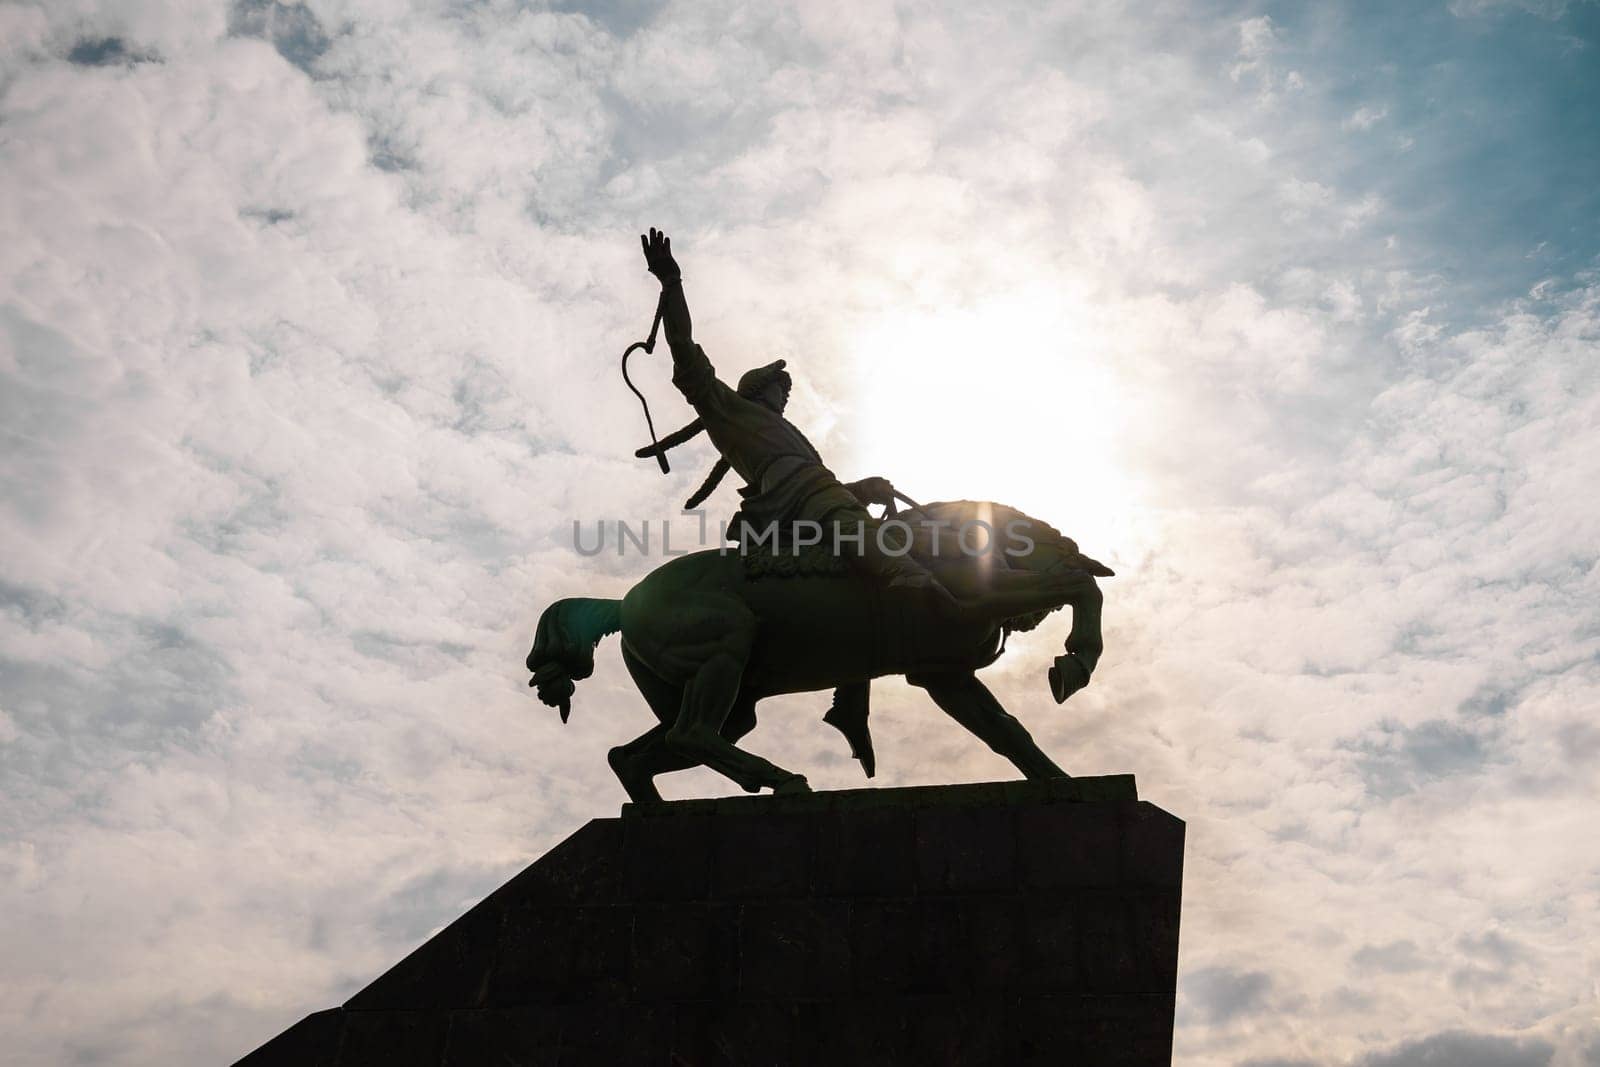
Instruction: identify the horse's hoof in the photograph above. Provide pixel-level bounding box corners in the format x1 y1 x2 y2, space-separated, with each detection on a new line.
1049 654 1090 704
773 775 812 795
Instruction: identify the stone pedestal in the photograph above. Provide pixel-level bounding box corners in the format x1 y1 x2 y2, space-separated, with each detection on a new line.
235 776 1182 1066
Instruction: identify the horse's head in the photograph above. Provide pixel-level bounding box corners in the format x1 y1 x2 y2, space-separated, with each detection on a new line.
1001 513 1114 577
909 500 1113 703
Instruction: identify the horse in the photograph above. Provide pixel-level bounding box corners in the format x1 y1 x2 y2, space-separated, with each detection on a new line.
526 500 1112 802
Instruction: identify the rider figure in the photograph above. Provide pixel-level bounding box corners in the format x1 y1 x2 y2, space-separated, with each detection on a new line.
637 228 948 597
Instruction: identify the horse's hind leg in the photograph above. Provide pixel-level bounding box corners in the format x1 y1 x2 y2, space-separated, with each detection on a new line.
670 650 808 795
652 597 808 795
623 592 803 795
909 671 1068 780
612 645 759 803
607 724 676 804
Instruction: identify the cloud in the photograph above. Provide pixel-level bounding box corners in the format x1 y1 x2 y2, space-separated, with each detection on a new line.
1352 939 1427 974
1449 0 1580 19
1352 719 1494 798
1459 930 1531 968
1356 1029 1554 1067
1181 966 1274 1024
1237 16 1278 63
65 36 160 66
227 0 333 75
1343 105 1389 131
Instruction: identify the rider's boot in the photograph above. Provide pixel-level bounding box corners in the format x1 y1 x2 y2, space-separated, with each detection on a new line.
823 682 876 778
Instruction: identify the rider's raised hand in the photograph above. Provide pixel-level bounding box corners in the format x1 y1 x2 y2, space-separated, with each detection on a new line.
640 227 681 284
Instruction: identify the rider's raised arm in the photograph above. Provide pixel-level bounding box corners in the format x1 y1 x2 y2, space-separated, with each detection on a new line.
642 228 733 409
641 227 694 351
658 274 694 352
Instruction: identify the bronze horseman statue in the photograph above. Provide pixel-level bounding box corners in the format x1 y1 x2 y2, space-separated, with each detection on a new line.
528 230 1113 801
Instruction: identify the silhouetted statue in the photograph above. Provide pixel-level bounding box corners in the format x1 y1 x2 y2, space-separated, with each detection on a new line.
633 228 948 597
526 231 1114 800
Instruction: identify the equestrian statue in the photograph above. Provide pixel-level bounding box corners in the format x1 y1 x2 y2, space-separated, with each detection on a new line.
527 229 1113 801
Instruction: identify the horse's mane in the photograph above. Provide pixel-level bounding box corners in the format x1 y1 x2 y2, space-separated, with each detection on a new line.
898 499 1079 558
899 499 1083 636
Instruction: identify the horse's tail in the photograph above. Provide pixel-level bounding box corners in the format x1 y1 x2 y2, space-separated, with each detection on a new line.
526 597 623 722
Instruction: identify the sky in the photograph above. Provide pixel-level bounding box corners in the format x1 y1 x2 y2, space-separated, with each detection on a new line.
1 0 1598 1064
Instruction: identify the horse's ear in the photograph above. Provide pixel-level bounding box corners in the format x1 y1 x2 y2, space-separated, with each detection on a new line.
1077 554 1114 577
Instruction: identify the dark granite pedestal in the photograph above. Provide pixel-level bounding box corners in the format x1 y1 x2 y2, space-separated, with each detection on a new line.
235 776 1183 1066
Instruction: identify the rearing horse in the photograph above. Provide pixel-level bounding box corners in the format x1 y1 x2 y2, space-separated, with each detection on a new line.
526 500 1111 802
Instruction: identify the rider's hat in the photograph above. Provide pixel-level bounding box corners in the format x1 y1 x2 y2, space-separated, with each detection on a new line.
736 359 790 400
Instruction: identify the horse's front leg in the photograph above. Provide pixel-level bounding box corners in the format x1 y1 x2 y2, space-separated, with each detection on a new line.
946 566 1105 704
1050 576 1103 703
909 671 1067 780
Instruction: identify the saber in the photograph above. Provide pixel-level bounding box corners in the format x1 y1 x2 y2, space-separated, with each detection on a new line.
621 291 670 474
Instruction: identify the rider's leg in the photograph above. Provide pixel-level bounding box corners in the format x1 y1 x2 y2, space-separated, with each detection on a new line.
829 506 955 599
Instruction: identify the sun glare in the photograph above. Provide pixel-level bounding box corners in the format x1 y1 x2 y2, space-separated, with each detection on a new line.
848 289 1135 557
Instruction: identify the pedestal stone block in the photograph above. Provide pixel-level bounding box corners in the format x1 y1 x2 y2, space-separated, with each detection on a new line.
234 775 1182 1066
